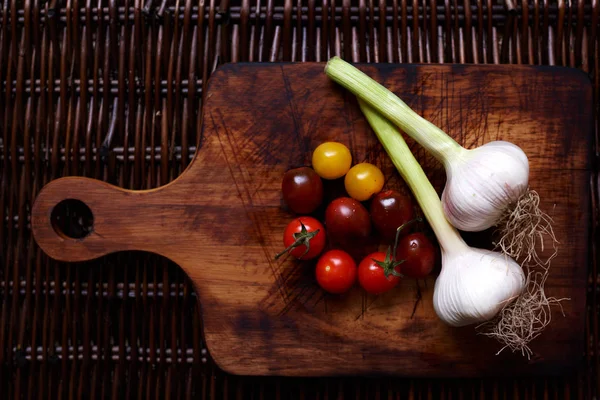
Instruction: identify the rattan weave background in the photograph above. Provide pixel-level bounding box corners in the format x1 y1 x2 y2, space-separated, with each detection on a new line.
0 0 598 398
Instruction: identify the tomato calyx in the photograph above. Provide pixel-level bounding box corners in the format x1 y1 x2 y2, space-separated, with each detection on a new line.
373 247 404 278
275 221 321 260
373 217 424 279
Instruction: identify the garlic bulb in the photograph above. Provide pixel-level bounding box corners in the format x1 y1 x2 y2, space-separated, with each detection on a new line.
433 248 525 327
358 99 526 327
325 58 533 233
441 141 529 231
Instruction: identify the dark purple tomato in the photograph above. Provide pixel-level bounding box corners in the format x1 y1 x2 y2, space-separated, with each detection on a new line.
281 167 323 214
370 190 415 242
395 233 436 279
325 197 372 246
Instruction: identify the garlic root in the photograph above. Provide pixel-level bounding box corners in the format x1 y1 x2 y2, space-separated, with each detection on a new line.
478 189 566 358
477 266 568 359
494 189 559 268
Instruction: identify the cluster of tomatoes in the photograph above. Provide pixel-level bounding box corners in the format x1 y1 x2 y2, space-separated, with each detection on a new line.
276 142 437 295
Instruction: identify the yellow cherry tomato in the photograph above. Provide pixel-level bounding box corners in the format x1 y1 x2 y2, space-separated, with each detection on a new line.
312 142 352 180
344 163 385 201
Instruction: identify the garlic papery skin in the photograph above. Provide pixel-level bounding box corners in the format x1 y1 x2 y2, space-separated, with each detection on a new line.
441 141 530 232
433 248 526 327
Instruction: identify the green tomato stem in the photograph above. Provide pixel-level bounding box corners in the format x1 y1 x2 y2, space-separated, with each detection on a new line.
374 247 404 279
392 217 422 258
358 100 467 253
274 222 320 260
325 57 465 164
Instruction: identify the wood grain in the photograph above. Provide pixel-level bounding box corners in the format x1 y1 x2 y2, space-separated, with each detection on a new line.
31 63 592 377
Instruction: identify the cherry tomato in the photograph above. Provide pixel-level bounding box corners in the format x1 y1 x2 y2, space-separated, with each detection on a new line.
312 142 352 180
325 197 371 246
395 233 436 278
281 167 323 214
344 163 385 201
358 251 403 295
370 190 415 242
315 250 357 294
276 217 326 260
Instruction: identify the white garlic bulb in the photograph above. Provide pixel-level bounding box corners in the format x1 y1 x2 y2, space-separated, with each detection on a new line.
325 58 533 233
356 98 527 328
441 141 529 232
433 247 526 327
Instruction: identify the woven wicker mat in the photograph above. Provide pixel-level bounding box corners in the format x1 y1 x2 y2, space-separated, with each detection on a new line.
0 0 598 398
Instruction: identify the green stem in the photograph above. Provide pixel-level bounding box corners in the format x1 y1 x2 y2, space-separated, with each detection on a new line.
325 57 464 164
392 217 422 258
358 99 467 253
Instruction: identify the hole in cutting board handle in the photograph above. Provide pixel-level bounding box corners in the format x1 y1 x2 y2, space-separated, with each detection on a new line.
50 199 94 239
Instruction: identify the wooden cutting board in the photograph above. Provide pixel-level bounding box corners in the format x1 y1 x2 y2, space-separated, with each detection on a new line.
32 63 592 377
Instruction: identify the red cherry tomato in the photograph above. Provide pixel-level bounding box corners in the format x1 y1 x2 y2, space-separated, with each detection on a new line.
358 251 403 295
395 233 436 278
315 250 357 294
370 190 415 242
325 197 371 246
276 217 326 260
281 167 323 214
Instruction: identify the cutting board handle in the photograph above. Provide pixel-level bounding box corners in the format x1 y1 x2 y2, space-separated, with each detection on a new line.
31 177 173 262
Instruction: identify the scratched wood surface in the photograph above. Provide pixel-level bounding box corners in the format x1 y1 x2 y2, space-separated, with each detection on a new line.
31 63 592 377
